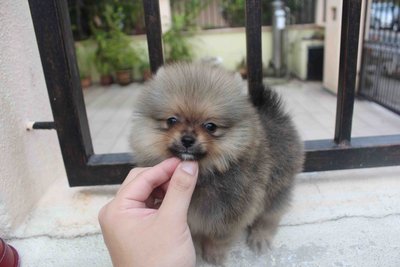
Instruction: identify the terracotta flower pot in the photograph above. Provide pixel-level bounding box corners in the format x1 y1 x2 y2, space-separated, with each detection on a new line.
0 238 20 267
239 68 247 79
142 69 152 81
80 76 92 89
100 74 113 86
116 70 132 86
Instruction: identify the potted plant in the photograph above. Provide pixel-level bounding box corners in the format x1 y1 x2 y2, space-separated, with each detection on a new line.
136 54 151 82
90 5 139 86
162 0 210 63
114 47 137 85
75 43 93 88
106 32 139 85
163 14 194 63
95 58 113 86
140 61 152 81
94 30 114 86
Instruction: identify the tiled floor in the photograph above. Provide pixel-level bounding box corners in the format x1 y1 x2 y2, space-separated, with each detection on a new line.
83 79 400 154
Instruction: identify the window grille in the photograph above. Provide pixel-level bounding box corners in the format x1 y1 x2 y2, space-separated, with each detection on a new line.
28 0 400 186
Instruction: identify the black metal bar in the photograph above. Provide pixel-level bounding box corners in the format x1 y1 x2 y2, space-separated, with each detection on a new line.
28 0 400 187
143 0 164 73
78 153 135 186
28 0 94 186
245 0 264 106
304 135 400 172
68 135 400 185
88 153 134 166
359 91 400 116
31 121 56 130
334 0 362 144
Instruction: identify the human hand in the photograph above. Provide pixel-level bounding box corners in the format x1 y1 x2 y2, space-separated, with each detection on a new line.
98 158 199 267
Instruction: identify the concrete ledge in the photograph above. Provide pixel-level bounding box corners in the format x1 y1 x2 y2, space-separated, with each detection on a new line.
6 166 400 266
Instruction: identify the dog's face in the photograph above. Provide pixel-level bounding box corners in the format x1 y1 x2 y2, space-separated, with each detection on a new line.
160 113 223 161
130 64 259 173
151 94 242 164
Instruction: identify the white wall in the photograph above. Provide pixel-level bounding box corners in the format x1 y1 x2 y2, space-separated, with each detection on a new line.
315 0 327 27
323 0 367 94
323 0 343 94
0 0 66 236
159 0 172 32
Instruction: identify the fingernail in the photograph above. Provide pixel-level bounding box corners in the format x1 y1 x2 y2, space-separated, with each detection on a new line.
180 161 198 176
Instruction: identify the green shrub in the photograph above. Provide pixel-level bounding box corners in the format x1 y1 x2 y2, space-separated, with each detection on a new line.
163 14 193 63
163 0 210 62
93 30 139 72
75 43 94 79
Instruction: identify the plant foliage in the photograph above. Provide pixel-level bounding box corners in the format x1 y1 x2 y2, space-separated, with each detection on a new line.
75 43 94 78
68 0 145 40
163 0 210 62
221 0 304 27
96 30 139 71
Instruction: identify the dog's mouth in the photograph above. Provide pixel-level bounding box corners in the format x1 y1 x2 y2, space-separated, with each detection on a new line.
180 152 196 161
168 146 206 161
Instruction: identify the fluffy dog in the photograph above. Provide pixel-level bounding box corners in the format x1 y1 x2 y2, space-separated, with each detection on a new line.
130 63 304 264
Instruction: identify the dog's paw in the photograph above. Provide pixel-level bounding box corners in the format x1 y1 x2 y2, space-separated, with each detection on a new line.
202 239 227 266
202 248 226 266
246 229 273 253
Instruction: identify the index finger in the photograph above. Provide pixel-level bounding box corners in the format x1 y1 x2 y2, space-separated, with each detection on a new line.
116 158 181 208
117 167 149 194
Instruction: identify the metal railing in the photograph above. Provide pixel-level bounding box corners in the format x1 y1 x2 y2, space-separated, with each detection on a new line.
28 0 400 186
360 0 400 114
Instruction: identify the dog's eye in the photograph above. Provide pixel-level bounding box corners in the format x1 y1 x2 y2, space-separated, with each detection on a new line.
166 117 178 127
203 122 217 133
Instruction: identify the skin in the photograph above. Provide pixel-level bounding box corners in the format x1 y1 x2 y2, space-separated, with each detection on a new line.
98 158 199 267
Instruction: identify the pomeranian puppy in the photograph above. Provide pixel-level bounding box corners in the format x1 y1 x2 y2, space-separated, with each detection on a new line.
130 63 304 264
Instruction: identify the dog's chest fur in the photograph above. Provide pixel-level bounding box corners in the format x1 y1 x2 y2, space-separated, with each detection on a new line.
187 170 266 237
188 184 234 236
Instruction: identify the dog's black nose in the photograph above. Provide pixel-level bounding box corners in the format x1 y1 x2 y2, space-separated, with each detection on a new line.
181 135 196 148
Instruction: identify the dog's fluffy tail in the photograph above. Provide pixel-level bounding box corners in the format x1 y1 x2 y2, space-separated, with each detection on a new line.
250 83 305 178
250 84 286 120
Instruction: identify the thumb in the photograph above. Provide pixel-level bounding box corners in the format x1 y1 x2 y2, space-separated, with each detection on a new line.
159 161 198 221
